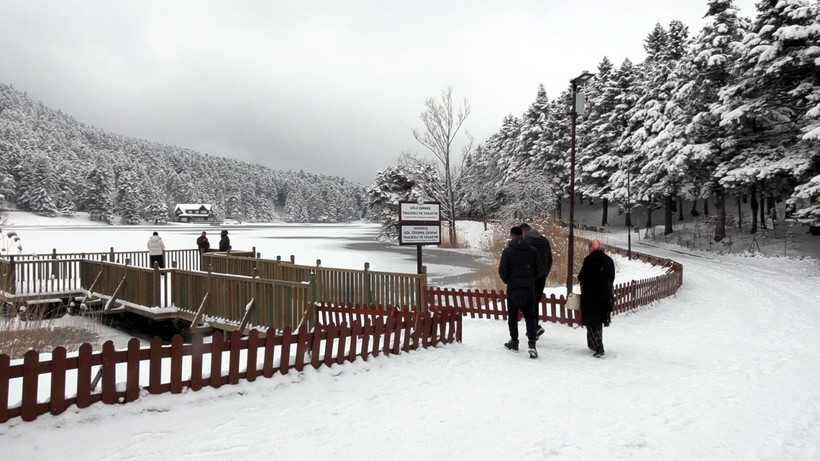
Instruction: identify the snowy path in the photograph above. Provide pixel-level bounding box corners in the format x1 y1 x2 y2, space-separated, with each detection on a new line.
3 245 820 460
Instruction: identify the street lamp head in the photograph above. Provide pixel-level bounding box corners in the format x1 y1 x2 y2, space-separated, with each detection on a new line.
571 71 595 86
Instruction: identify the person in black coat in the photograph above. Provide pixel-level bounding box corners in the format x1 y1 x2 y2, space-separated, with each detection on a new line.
196 231 210 254
577 239 616 357
520 223 553 340
498 226 545 358
219 229 231 252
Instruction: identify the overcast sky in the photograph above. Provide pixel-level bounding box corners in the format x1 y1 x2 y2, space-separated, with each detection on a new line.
0 1 759 184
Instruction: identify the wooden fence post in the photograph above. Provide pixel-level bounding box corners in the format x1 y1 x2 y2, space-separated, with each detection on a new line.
0 354 9 423
363 262 371 306
153 262 161 307
22 350 39 421
149 337 163 394
101 341 117 404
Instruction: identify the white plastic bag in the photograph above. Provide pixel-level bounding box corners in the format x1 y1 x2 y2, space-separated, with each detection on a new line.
565 293 581 310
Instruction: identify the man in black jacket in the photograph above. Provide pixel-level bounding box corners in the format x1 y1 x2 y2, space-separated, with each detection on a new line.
498 226 545 358
521 223 553 340
577 239 615 357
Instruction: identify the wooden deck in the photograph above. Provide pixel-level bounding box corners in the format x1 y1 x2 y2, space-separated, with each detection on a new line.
1 247 428 337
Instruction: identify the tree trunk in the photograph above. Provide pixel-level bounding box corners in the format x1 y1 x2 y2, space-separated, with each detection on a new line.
759 190 766 229
664 196 673 235
678 197 684 221
645 205 653 229
690 199 699 217
750 185 758 234
703 197 708 216
767 196 776 220
555 198 562 220
601 198 609 227
714 193 726 242
737 197 743 231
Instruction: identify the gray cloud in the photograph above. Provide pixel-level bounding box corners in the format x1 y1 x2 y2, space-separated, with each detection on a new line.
0 0 759 184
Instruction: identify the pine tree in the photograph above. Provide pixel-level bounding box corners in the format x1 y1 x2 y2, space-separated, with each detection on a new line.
716 0 820 227
577 57 618 225
84 165 115 222
673 0 749 240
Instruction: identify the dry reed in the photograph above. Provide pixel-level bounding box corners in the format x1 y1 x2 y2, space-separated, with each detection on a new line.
474 217 596 293
0 307 102 360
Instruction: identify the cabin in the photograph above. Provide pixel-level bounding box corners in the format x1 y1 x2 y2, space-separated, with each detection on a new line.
173 204 216 222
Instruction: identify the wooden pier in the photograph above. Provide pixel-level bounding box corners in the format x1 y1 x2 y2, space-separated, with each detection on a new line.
1 248 429 337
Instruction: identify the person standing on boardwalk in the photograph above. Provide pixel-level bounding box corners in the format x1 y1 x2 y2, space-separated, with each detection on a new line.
520 222 553 341
219 229 231 252
196 231 210 254
147 231 166 269
498 226 545 358
577 239 615 357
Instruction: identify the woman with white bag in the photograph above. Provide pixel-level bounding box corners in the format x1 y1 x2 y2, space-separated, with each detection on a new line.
577 239 615 357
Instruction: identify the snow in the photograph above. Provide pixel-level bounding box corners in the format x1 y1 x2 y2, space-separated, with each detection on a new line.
1 212 820 459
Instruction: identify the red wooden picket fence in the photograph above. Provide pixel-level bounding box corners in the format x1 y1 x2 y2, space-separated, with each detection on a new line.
425 245 683 326
0 303 461 423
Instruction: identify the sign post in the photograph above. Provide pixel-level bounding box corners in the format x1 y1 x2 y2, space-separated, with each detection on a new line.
398 201 441 274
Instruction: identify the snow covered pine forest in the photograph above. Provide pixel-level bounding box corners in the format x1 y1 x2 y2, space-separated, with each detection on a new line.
0 85 367 224
370 0 820 239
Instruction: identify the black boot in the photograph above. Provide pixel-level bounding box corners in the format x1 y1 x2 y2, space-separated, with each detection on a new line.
528 340 538 359
504 339 519 352
593 346 605 358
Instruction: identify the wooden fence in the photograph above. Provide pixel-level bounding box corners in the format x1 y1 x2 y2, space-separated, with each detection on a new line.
0 304 462 423
170 269 314 331
0 248 204 298
203 253 428 310
426 245 683 325
79 259 163 309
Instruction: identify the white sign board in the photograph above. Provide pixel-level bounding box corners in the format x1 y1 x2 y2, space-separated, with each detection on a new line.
399 202 441 222
400 225 441 245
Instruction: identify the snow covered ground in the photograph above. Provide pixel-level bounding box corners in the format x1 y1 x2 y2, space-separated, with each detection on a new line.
1 212 820 460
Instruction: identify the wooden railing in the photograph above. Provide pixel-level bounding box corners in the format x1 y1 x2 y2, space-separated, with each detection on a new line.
203 254 428 310
79 259 161 308
427 245 683 325
2 248 203 271
0 248 205 299
170 269 314 331
0 305 462 423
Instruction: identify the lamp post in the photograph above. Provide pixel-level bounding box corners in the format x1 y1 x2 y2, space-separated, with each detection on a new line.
566 71 594 295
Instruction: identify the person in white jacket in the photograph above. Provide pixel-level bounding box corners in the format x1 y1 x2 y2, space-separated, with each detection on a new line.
147 231 165 269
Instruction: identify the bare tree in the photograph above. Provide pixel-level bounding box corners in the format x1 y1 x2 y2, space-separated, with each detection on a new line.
413 88 472 246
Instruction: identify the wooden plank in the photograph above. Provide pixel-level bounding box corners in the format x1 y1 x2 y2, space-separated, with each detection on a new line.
210 332 224 388
101 341 117 404
0 354 9 422
50 347 67 415
336 323 349 365
126 338 141 401
76 343 92 409
190 335 204 392
149 337 163 394
22 350 39 421
246 329 259 382
278 327 291 376
170 335 183 394
229 332 241 385
360 319 372 361
348 321 360 363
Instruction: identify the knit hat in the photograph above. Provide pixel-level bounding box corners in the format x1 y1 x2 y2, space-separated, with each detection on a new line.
589 239 604 252
510 226 523 236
